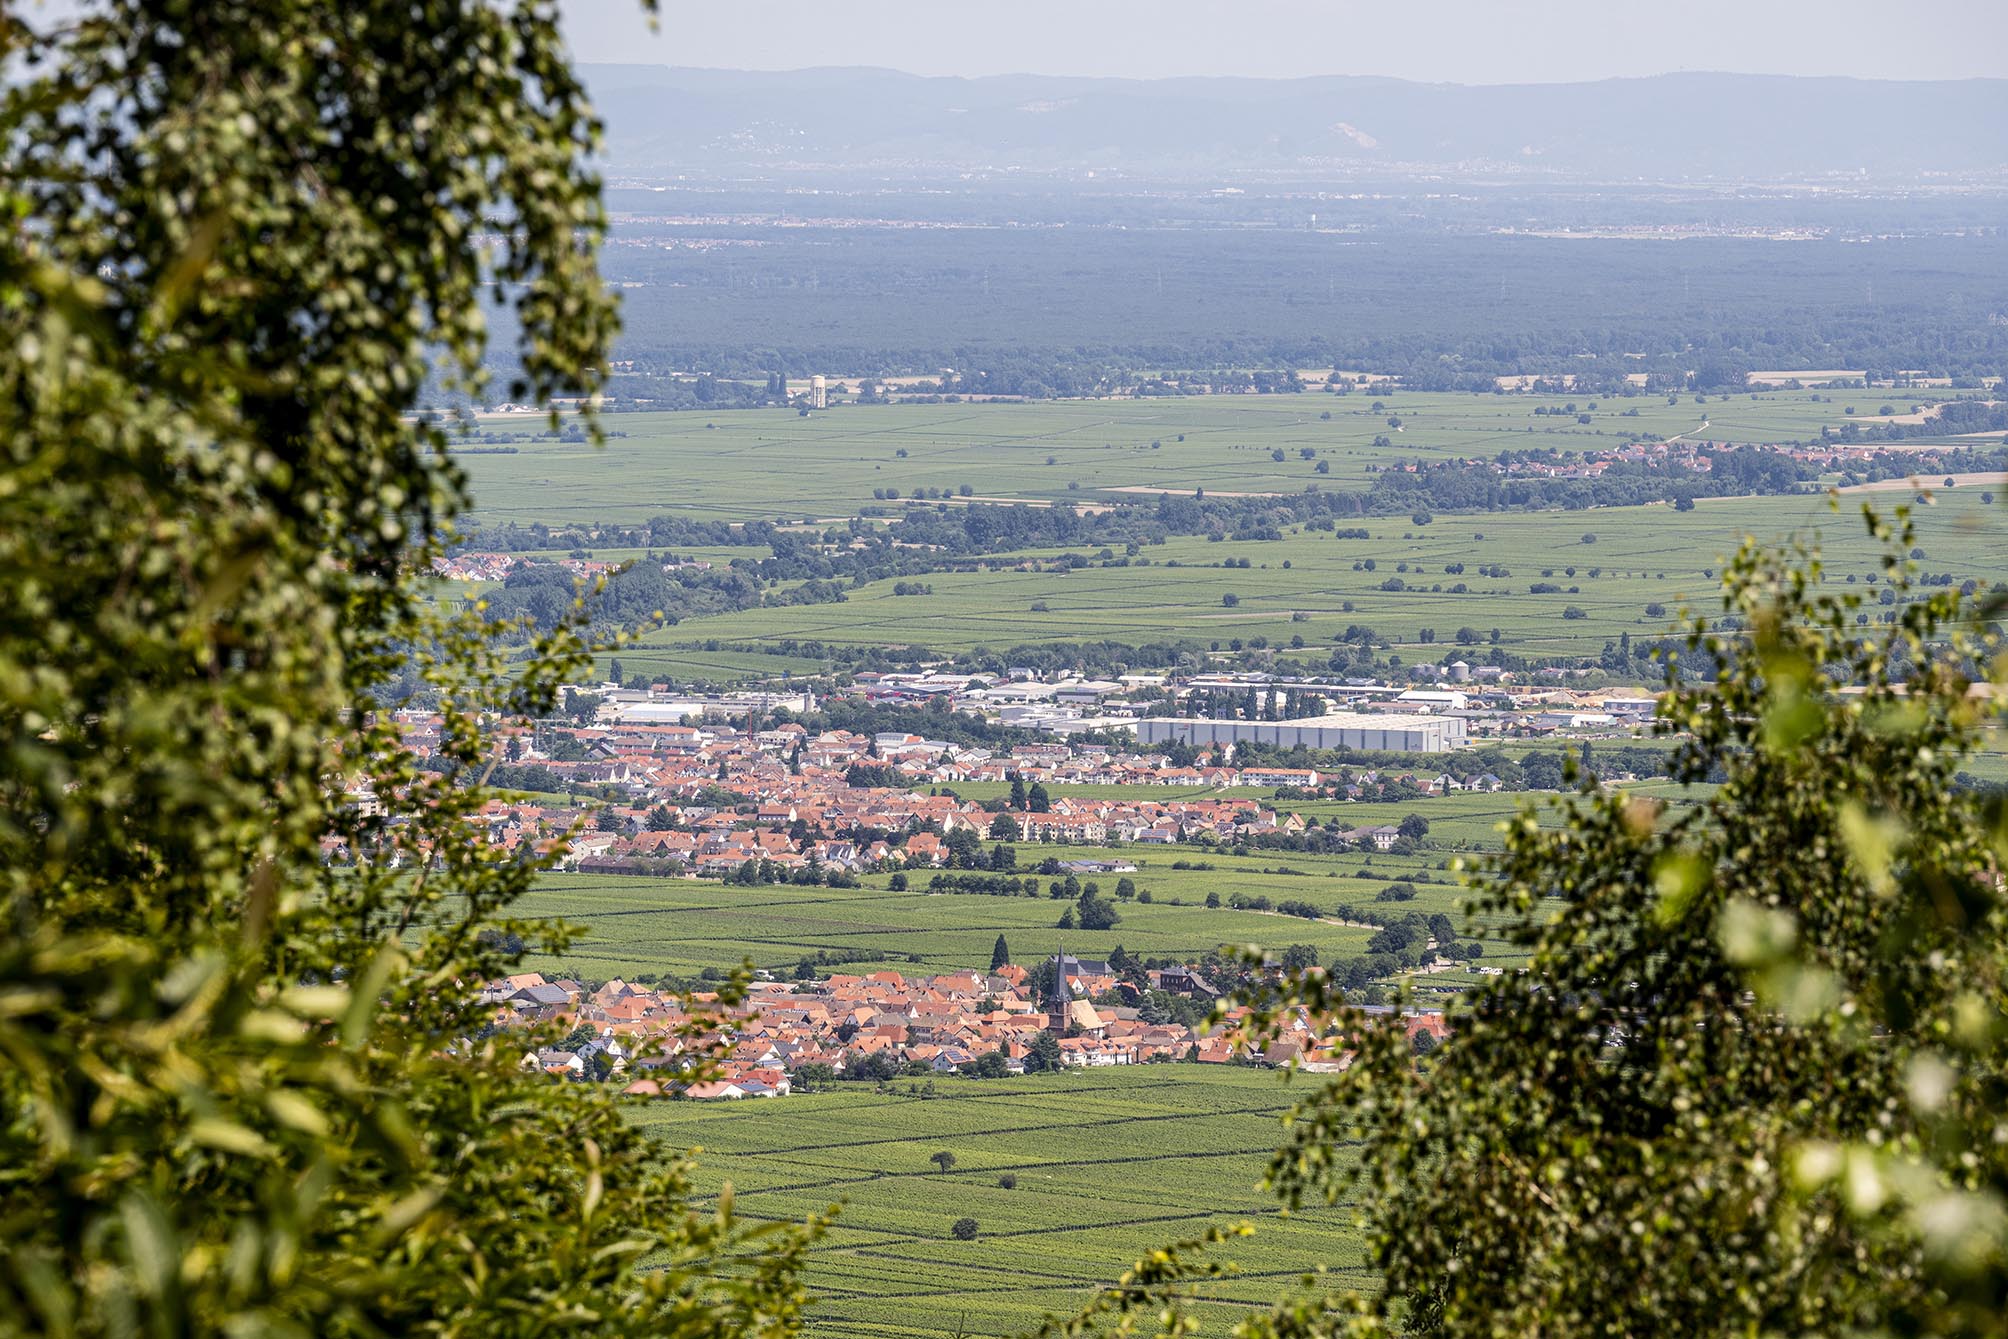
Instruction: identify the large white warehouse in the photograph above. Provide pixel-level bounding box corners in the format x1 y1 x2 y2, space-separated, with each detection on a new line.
1133 712 1467 753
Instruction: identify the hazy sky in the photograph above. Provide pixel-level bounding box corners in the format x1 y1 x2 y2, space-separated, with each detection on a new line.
562 0 2008 83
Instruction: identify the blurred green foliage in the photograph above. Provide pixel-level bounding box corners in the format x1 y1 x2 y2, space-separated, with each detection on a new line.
0 4 817 1335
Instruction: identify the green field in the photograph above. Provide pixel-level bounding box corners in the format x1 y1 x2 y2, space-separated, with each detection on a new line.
631 1066 1361 1338
516 867 1388 981
456 391 1951 526
609 487 2007 679
510 792 1595 983
448 395 2007 680
926 783 1583 852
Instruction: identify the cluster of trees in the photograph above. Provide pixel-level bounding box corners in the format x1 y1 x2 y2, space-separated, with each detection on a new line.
922 871 1044 898
1227 821 1424 858
920 871 1155 908
719 857 862 888
800 1051 1018 1086
476 554 848 640
841 761 906 789
791 947 906 979
1823 399 2008 446
1364 445 1820 514
1006 773 1053 812
1182 685 1327 721
1056 885 1123 932
468 515 779 553
783 699 1059 750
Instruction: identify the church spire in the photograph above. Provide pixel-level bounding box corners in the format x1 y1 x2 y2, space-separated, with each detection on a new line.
1045 942 1071 1033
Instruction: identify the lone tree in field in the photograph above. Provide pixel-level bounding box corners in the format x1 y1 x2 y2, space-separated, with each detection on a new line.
930 1151 958 1175
952 1218 980 1241
991 934 1012 970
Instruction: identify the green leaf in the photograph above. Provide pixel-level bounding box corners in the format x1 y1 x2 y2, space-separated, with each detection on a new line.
1650 851 1708 928
341 940 404 1050
118 1194 178 1298
1717 898 1797 967
188 1118 277 1159
1837 801 1905 896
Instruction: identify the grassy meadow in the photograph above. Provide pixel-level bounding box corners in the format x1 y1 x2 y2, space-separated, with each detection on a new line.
630 1065 1361 1338
608 483 2007 680
455 389 1957 527
447 393 2006 681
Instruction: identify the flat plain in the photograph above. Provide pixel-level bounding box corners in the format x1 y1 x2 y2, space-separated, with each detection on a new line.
601 488 2007 687
449 394 2007 681
456 389 1965 526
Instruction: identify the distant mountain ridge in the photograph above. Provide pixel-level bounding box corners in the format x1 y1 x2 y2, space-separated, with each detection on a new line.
583 66 2008 183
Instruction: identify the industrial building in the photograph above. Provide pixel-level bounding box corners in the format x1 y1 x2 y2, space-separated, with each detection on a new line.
1133 712 1468 753
596 688 816 725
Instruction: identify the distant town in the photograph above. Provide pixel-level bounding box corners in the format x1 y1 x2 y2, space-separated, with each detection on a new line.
344 665 1669 1098
342 668 1661 880
487 953 1449 1100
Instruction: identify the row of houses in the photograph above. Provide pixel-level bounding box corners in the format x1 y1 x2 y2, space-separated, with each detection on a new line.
480 961 1220 1095
338 705 1542 875
479 960 1451 1099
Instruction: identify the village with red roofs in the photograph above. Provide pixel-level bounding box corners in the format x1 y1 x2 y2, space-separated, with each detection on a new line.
482 950 1450 1099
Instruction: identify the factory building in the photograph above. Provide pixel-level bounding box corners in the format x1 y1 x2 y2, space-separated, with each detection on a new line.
597 688 817 725
1133 712 1467 753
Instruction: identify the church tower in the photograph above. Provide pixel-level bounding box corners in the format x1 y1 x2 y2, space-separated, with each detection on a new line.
1044 947 1071 1034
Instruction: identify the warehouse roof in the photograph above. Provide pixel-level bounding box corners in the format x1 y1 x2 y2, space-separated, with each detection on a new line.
1142 712 1455 731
